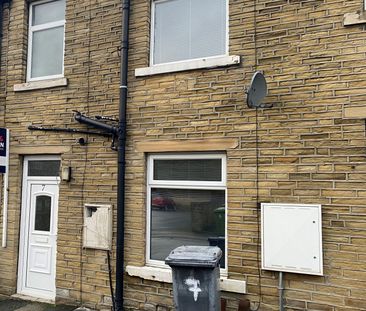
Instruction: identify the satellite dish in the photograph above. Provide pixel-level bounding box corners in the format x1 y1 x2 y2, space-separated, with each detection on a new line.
246 71 271 108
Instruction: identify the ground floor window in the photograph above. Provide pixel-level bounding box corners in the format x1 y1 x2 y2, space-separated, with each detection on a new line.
147 153 226 268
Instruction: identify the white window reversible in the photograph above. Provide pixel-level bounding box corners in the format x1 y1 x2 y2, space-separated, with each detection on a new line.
151 0 227 65
27 0 66 81
147 154 227 269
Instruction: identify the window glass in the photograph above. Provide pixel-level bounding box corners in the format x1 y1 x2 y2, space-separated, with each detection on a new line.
190 0 226 59
31 27 64 78
35 195 52 231
150 188 225 267
32 0 66 26
148 154 226 268
28 160 60 177
153 159 222 181
28 0 65 80
153 0 226 64
154 0 189 64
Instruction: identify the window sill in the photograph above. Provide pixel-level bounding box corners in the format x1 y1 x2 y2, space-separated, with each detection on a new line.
126 265 247 294
343 12 366 26
13 78 68 92
135 55 241 77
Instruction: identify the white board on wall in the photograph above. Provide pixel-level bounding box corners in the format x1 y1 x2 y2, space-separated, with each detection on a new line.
261 203 323 276
83 204 112 250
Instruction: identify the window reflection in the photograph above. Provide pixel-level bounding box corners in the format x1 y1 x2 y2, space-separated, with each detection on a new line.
150 188 225 267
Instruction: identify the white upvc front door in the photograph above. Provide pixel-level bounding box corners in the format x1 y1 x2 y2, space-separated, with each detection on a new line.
18 156 60 300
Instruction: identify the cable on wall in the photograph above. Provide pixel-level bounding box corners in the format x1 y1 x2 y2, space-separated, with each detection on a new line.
78 0 93 306
252 108 262 311
107 250 116 311
252 0 262 310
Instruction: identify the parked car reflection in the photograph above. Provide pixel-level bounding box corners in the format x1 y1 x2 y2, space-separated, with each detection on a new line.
152 193 176 211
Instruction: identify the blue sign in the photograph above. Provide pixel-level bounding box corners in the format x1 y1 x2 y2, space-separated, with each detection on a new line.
0 128 8 173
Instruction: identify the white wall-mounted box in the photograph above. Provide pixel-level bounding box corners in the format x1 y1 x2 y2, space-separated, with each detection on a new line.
261 203 323 276
83 204 112 250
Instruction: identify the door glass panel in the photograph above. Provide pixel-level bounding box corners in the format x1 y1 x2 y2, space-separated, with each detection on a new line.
28 160 60 177
35 195 51 231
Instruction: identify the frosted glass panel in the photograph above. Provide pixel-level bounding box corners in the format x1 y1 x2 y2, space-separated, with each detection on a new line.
35 196 51 232
153 0 226 64
28 160 60 177
32 0 66 26
31 26 64 78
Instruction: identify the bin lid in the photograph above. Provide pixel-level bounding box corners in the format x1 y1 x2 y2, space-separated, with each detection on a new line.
165 246 222 268
214 207 225 213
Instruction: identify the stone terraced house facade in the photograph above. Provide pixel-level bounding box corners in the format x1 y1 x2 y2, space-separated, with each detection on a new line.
0 0 366 310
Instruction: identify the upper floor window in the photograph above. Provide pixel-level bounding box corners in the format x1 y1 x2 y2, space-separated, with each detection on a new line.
27 0 66 81
151 0 227 66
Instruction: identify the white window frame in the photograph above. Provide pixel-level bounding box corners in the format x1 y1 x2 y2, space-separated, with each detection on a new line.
135 0 240 76
27 0 66 82
146 153 227 275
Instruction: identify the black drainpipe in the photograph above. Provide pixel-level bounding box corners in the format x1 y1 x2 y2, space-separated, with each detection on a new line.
115 0 130 309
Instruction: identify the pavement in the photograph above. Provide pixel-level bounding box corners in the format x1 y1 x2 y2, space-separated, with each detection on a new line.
0 297 77 311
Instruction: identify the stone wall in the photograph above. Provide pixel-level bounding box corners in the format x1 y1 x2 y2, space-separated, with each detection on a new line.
124 0 366 310
0 0 365 310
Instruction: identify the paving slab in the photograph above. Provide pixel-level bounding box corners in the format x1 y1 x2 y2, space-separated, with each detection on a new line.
0 298 76 311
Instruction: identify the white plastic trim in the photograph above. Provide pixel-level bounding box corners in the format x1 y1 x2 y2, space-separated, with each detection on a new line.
17 156 60 300
126 265 247 294
1 129 9 248
135 55 240 77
